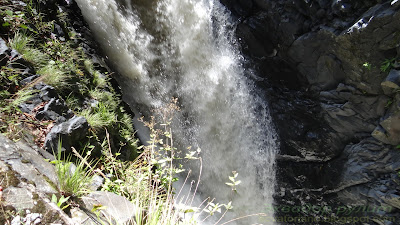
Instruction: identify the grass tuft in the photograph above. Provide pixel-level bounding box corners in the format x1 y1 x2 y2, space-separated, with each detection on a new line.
80 102 117 131
53 144 94 197
8 32 32 54
37 62 69 88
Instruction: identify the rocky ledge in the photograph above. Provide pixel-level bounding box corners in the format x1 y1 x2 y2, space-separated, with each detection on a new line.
0 134 137 224
221 0 400 224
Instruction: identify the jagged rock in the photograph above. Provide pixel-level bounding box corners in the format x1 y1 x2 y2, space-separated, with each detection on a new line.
0 134 78 224
89 175 104 191
320 83 388 136
384 194 400 210
20 75 40 86
372 93 400 145
38 85 58 101
236 2 400 219
8 49 34 76
44 116 89 153
381 69 400 95
0 38 11 66
19 83 73 122
374 112 400 145
77 191 137 225
35 98 71 122
333 139 400 192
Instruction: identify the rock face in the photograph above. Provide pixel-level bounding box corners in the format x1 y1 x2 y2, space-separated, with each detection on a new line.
220 0 400 223
0 134 137 225
0 134 69 224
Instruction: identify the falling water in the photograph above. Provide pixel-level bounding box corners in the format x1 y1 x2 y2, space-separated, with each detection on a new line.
75 0 278 224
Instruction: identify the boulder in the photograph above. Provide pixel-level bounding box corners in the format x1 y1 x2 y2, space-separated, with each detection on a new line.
45 116 89 153
35 98 71 122
78 191 137 225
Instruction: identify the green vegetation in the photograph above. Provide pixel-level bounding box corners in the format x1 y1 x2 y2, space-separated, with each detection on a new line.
95 100 237 224
380 58 397 73
0 0 138 151
362 62 372 70
51 194 70 211
0 1 242 224
52 144 95 198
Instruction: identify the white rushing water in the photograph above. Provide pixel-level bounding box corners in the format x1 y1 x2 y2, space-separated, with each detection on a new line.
75 0 279 224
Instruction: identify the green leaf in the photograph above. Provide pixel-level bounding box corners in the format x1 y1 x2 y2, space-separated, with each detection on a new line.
91 204 107 212
2 22 10 27
225 202 233 210
61 204 70 210
51 194 57 203
397 145 400 149
184 208 196 213
5 10 13 16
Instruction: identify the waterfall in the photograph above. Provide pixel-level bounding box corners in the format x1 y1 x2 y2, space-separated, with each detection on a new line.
75 0 279 224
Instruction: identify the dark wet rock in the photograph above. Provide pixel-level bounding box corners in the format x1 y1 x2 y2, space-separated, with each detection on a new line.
19 83 74 123
320 83 388 136
20 75 40 86
8 49 34 75
0 38 34 77
372 93 400 145
329 138 400 193
53 23 65 38
44 116 89 153
35 98 71 122
221 0 400 223
326 139 400 220
38 85 58 101
381 69 400 95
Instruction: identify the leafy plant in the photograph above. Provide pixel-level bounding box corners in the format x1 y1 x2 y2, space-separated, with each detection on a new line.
225 171 241 193
385 99 393 108
51 194 70 210
363 62 372 70
381 58 396 72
